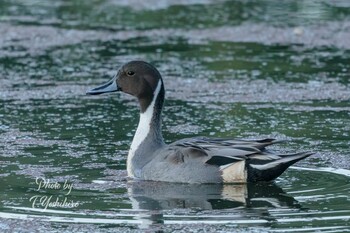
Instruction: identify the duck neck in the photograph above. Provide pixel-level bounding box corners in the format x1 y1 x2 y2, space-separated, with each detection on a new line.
134 81 165 149
128 80 165 177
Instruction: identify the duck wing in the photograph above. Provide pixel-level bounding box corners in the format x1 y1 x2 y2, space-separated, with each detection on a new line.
169 137 313 182
172 137 277 163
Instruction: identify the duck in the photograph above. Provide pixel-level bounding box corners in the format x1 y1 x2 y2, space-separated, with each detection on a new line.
86 60 313 183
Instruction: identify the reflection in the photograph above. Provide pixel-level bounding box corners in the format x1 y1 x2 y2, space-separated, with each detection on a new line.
128 181 300 210
127 181 301 229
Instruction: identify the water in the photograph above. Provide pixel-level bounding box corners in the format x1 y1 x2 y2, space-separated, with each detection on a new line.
1 0 350 232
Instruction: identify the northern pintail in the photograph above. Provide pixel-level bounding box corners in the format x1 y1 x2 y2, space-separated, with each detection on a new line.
87 61 313 183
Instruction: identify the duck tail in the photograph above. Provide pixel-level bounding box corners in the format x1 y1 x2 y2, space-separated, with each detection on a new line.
246 152 314 182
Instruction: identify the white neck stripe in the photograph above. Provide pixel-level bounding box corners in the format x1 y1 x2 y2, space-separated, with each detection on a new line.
129 80 162 154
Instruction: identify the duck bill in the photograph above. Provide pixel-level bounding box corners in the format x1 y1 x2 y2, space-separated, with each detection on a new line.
86 78 120 95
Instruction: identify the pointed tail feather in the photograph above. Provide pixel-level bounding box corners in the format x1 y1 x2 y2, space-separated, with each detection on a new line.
247 152 314 182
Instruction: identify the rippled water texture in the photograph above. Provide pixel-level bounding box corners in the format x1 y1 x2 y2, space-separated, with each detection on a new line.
1 0 350 232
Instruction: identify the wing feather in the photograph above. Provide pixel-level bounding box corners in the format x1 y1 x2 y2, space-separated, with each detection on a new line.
169 137 279 167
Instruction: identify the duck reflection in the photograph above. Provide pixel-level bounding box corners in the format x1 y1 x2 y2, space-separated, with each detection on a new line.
127 181 301 229
128 181 300 210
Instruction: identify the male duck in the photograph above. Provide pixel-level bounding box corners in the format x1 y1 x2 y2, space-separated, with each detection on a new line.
87 61 312 183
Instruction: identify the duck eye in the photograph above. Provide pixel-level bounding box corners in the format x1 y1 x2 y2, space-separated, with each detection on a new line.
127 71 135 76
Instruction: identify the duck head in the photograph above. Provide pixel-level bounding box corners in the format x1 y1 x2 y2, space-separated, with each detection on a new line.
87 61 164 113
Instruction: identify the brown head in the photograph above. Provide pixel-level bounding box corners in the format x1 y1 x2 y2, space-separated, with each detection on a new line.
87 61 165 113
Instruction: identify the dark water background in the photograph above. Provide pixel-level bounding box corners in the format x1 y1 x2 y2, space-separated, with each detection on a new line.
1 0 350 232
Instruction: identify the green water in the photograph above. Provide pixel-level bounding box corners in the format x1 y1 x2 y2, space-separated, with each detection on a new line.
1 0 350 232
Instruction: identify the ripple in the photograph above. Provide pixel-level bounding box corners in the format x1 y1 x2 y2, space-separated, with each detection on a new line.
1 168 349 231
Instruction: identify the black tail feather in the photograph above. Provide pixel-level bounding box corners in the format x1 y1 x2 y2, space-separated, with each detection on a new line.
247 152 314 182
